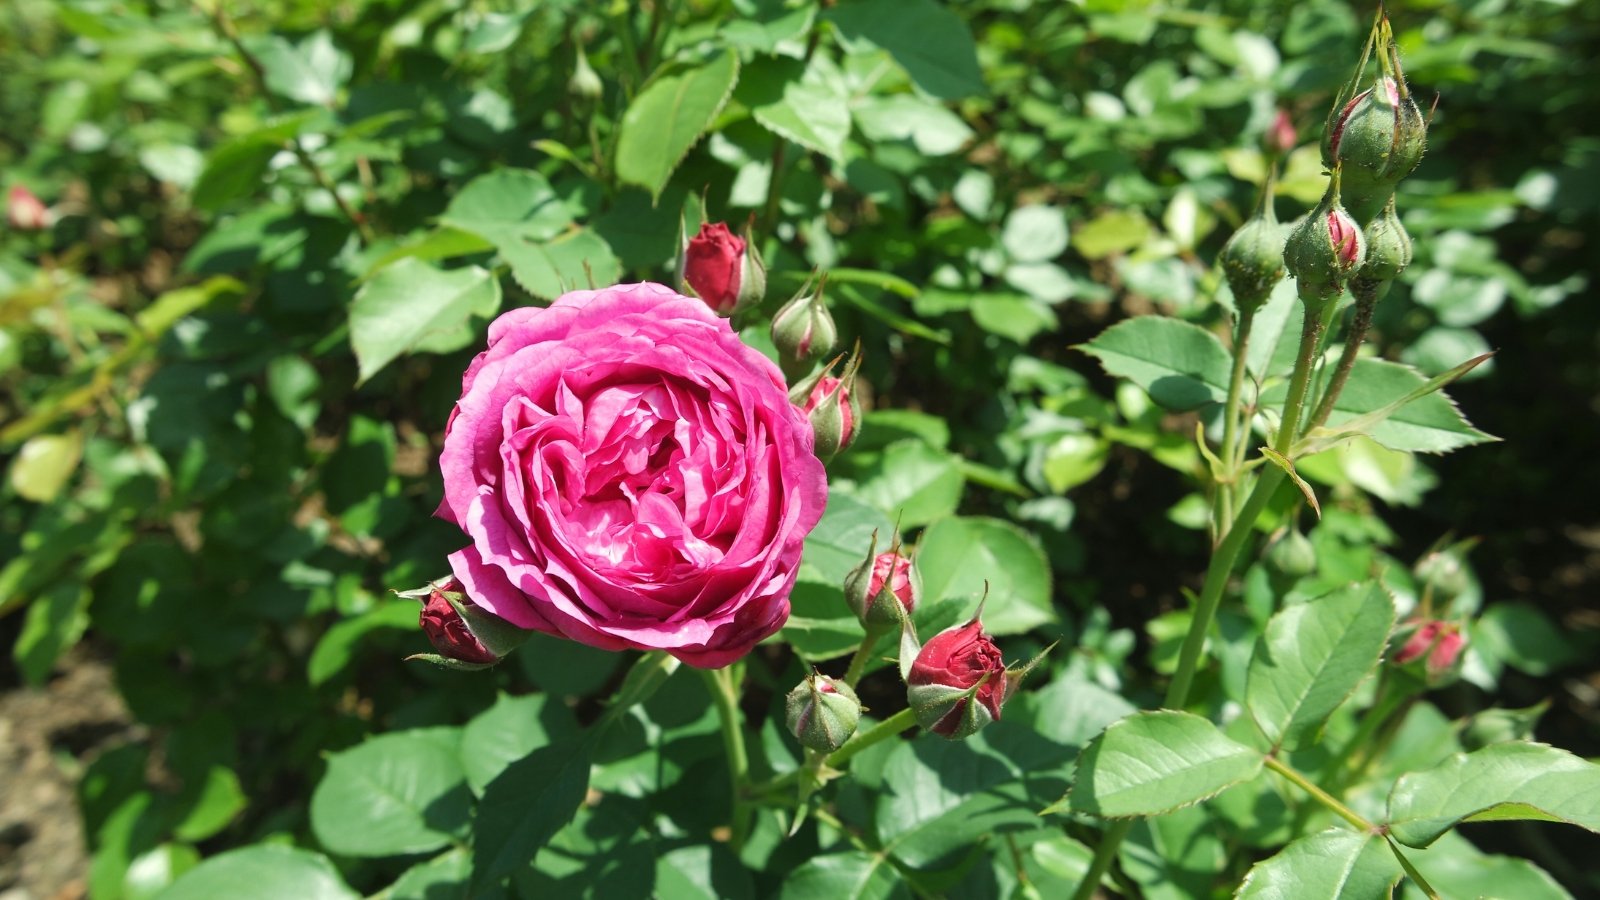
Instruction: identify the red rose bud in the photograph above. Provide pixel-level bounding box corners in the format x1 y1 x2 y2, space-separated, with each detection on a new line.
1265 109 1297 156
771 274 837 381
1392 619 1466 685
785 672 861 753
680 221 765 316
794 352 862 461
844 531 920 630
906 617 1010 739
7 185 49 231
403 578 533 669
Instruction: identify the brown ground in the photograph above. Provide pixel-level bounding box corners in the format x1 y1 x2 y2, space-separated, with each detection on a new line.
0 650 133 900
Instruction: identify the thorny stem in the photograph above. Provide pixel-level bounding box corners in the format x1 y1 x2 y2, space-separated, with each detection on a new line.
1306 279 1381 431
750 707 918 799
206 4 374 245
1072 292 1331 900
701 665 751 852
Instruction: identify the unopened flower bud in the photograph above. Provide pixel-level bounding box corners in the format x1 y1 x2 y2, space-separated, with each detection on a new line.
844 535 919 630
1220 212 1287 314
681 221 766 316
1324 74 1429 220
785 672 861 753
907 617 1010 740
1414 549 1470 602
1392 619 1466 685
1265 109 1297 156
402 578 532 669
771 276 837 380
1358 196 1412 284
568 45 603 103
1264 528 1317 580
793 353 862 461
7 186 49 231
1284 170 1365 301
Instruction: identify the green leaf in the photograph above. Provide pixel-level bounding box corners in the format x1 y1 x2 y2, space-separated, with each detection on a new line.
159 846 358 900
347 259 501 384
389 849 488 900
877 724 1069 868
654 844 755 900
852 95 972 156
1060 710 1263 817
309 728 471 857
9 430 83 502
799 491 896 586
1292 358 1495 454
777 851 906 900
826 0 985 100
495 228 620 301
190 111 321 211
14 582 90 685
250 30 351 106
1247 582 1396 750
1394 830 1571 900
915 516 1056 636
740 55 852 161
172 765 247 842
460 692 578 795
1078 317 1232 411
1072 210 1152 260
440 169 572 243
1002 205 1070 263
1236 828 1402 900
615 51 740 199
1386 741 1600 848
307 601 418 687
852 440 964 528
471 737 595 892
1120 805 1228 900
971 293 1058 344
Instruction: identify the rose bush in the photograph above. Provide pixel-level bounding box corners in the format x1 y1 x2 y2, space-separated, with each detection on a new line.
437 282 828 667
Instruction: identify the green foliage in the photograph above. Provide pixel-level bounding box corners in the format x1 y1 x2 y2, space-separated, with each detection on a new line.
2 0 1595 896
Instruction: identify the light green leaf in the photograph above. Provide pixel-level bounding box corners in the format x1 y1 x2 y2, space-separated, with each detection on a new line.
1122 805 1228 900
1292 357 1495 455
615 51 740 198
1236 828 1402 900
1247 583 1396 750
348 259 501 384
1386 741 1600 848
9 430 83 502
1078 317 1232 411
916 516 1055 636
1060 710 1263 818
776 851 905 900
654 844 755 900
14 582 90 685
460 693 578 795
159 846 358 900
306 601 419 687
826 0 985 100
852 95 972 156
1002 205 1070 263
1073 210 1152 259
388 849 478 900
853 440 964 529
1394 830 1571 900
439 169 572 242
971 293 1058 344
309 728 471 857
495 228 620 300
251 30 351 107
741 55 852 161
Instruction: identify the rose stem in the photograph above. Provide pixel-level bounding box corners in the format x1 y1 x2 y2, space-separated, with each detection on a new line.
1071 291 1330 900
1262 756 1442 899
701 664 752 852
1305 278 1380 432
841 626 888 689
746 707 918 800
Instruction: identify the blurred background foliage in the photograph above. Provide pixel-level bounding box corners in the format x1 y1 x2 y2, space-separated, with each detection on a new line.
1 0 1597 896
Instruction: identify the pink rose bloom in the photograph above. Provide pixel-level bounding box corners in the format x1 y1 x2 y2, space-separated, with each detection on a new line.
437 282 828 668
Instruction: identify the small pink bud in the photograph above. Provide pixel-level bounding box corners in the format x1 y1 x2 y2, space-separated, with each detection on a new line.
680 221 765 316
1327 208 1361 266
1427 627 1466 678
1393 620 1442 666
869 552 918 615
7 186 49 231
1266 109 1297 155
1393 619 1467 684
802 374 860 458
907 617 1010 738
418 580 499 665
